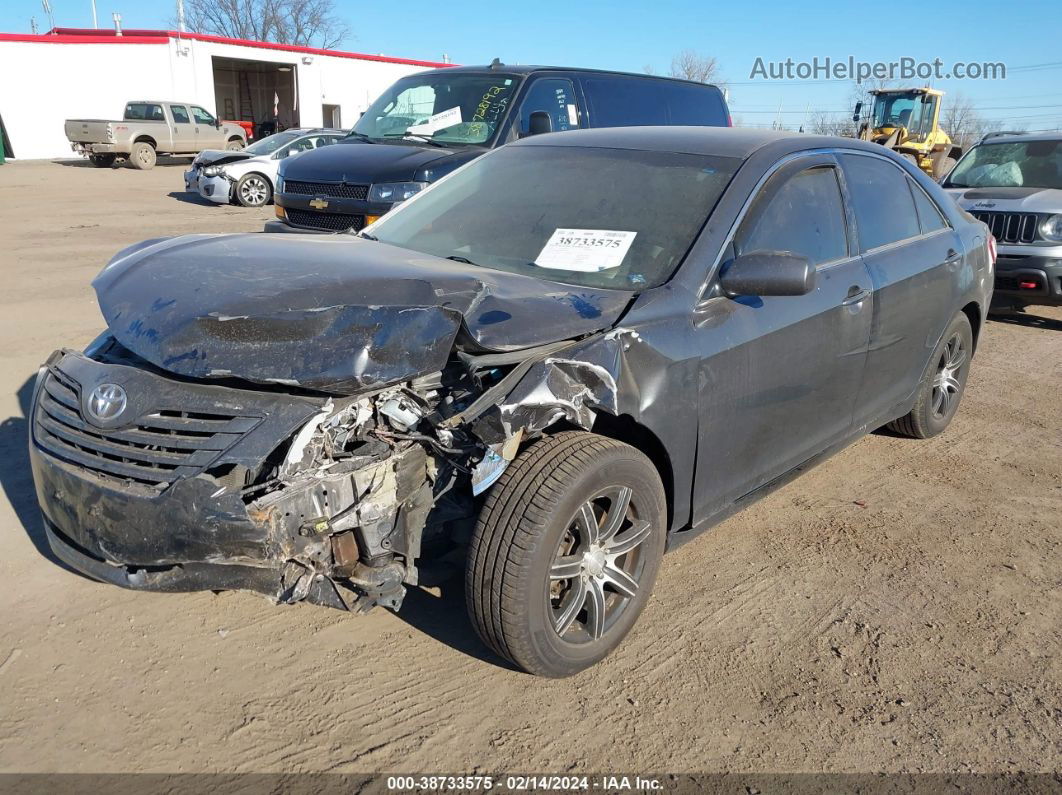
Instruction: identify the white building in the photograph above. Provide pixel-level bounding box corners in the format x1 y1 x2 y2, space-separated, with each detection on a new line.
0 27 448 160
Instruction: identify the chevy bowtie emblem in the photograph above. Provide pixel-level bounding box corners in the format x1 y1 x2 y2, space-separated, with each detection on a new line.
309 197 329 210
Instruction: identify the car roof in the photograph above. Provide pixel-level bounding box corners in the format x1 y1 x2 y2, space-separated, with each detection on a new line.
413 64 722 89
511 126 888 160
976 131 1062 144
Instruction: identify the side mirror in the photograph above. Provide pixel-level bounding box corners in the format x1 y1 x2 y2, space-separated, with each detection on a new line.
215 119 222 129
527 111 552 136
719 251 815 297
852 101 863 124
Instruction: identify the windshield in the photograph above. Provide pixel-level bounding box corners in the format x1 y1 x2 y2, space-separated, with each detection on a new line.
872 93 928 132
351 72 521 146
245 130 302 156
945 139 1062 189
367 145 740 290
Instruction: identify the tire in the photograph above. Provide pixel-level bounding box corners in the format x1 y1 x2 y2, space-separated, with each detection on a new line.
128 141 156 170
466 431 666 677
234 173 272 207
225 139 245 151
89 153 116 168
887 312 973 439
935 156 958 180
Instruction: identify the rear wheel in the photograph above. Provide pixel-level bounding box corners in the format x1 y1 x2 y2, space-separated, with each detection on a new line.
887 312 973 438
466 432 666 677
128 141 156 170
89 153 116 168
235 173 272 207
225 139 245 151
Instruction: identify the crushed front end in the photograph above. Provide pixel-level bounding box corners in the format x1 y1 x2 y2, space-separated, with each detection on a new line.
30 339 491 613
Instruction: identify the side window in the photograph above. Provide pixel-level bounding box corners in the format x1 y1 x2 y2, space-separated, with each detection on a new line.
170 105 191 124
736 166 848 266
124 103 164 121
517 78 580 135
191 106 216 125
840 154 922 251
908 178 948 233
584 77 667 127
657 82 728 126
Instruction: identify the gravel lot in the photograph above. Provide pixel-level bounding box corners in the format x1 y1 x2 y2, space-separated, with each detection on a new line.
0 159 1059 776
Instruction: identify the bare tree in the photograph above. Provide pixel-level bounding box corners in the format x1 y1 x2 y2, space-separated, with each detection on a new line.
668 50 722 85
183 0 351 49
809 112 855 137
940 92 1010 149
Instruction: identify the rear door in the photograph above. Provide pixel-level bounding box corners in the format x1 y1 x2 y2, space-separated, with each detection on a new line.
692 154 873 520
168 104 195 152
838 153 960 427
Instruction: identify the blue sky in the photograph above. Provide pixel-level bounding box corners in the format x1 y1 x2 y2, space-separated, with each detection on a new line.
5 0 1060 130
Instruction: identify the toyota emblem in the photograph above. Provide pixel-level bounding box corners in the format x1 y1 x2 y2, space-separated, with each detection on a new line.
87 383 127 422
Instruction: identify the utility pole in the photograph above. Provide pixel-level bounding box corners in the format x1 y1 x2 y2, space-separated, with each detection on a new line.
30 17 39 34
91 0 98 28
176 0 186 32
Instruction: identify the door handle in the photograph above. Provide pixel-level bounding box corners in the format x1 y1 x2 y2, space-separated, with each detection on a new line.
944 249 962 269
841 285 871 306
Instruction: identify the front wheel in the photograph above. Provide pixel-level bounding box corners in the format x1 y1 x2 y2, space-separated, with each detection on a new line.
887 312 973 438
225 139 245 151
466 432 666 677
235 173 272 207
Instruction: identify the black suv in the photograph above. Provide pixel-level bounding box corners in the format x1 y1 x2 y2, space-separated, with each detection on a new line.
266 63 730 233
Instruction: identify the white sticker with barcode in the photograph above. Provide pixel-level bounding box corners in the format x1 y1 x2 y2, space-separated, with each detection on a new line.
407 106 462 135
534 229 637 272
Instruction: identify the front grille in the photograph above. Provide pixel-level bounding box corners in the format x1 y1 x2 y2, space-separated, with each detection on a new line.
34 370 260 488
285 208 365 232
284 180 369 200
971 211 1039 244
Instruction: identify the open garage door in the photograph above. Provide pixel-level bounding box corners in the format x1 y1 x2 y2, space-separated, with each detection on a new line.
212 56 299 140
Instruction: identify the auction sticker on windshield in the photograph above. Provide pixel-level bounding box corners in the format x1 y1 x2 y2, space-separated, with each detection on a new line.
408 106 462 136
535 229 637 272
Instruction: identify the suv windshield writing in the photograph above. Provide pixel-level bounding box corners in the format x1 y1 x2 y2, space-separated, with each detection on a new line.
945 139 1062 189
368 145 739 290
351 73 521 146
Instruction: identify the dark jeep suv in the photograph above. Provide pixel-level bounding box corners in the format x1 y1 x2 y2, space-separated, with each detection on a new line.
31 128 992 677
266 63 730 233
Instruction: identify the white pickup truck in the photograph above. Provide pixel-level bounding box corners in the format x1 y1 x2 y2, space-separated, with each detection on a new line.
65 101 247 170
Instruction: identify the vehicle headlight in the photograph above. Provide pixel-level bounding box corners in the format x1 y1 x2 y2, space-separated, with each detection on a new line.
203 165 222 177
369 181 427 203
1040 214 1062 241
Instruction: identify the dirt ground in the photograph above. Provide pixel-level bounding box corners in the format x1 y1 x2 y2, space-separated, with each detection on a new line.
0 159 1058 776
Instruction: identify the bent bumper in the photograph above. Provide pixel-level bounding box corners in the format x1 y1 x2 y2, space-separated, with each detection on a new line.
197 174 232 204
44 519 349 609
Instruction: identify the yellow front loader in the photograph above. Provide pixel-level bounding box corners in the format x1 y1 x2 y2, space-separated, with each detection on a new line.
855 88 964 179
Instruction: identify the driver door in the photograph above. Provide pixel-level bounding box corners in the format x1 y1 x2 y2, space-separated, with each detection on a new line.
692 154 874 521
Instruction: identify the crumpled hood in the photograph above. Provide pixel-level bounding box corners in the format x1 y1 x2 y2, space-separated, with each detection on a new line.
951 187 1062 213
93 234 632 393
193 149 251 168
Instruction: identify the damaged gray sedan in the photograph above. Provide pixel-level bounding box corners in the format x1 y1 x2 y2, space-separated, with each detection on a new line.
30 127 993 677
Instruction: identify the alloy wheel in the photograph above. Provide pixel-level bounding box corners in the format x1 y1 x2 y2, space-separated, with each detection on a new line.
239 177 269 206
931 332 967 419
547 485 654 643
